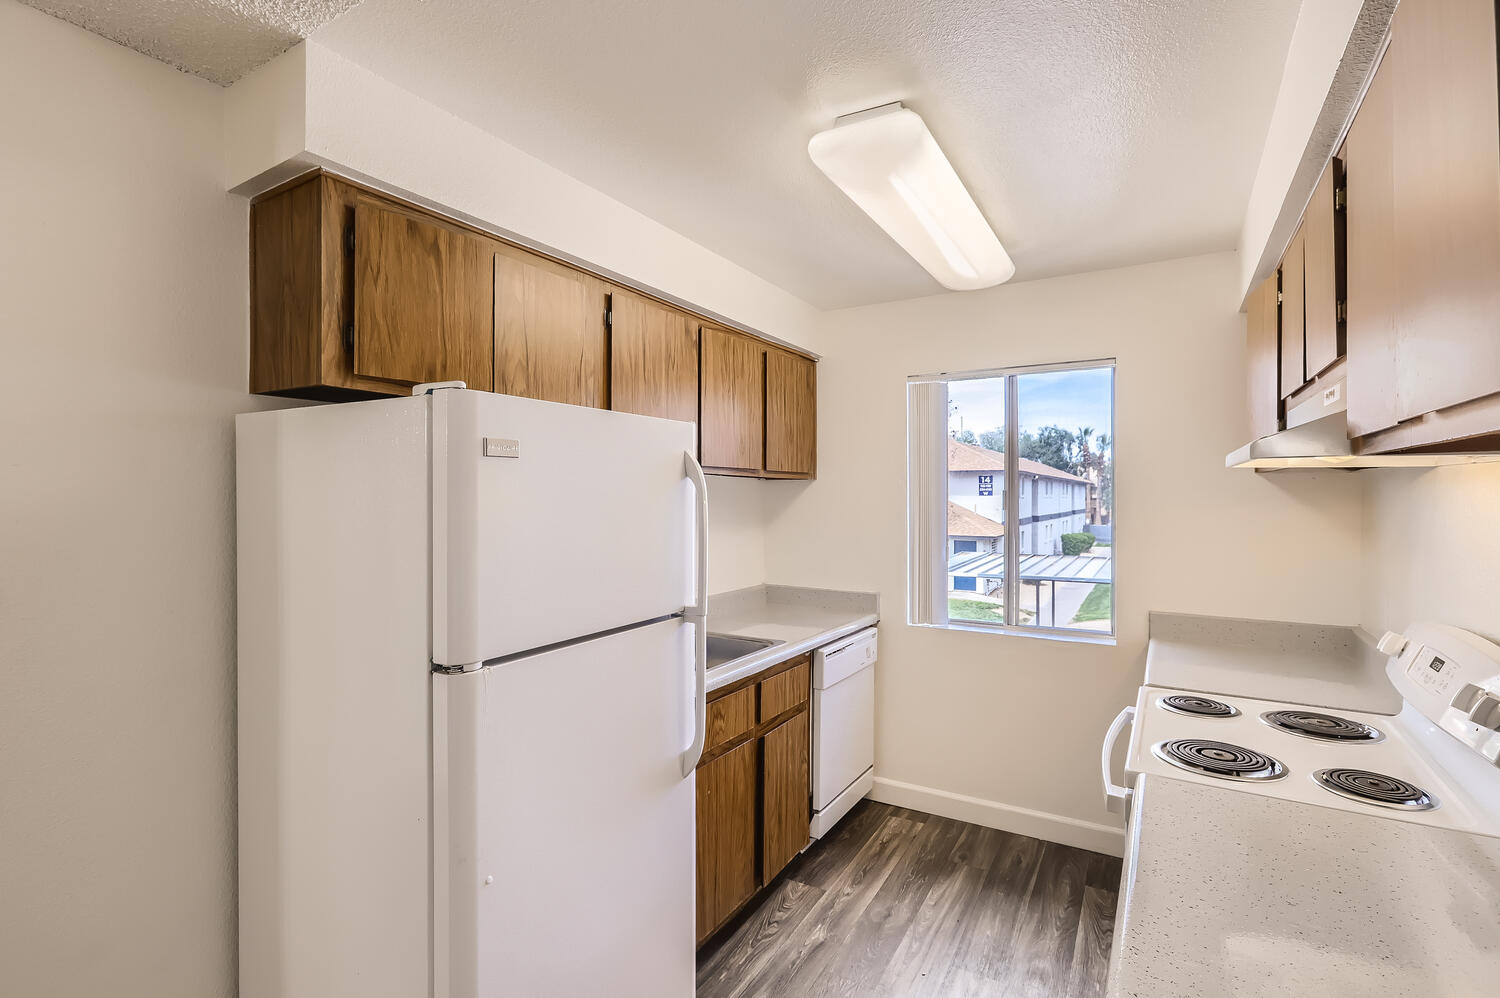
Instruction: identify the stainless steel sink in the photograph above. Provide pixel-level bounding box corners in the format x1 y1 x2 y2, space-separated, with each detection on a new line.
706 633 782 669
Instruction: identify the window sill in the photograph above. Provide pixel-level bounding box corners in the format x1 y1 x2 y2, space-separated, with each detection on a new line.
910 620 1117 647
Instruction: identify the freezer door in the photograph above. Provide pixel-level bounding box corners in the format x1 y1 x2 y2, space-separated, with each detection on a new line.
432 389 698 667
435 617 696 998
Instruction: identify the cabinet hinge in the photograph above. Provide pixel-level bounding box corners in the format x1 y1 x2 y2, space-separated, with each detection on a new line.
604 308 613 330
1336 300 1347 323
344 225 355 255
1334 187 1346 212
1277 291 1284 304
343 322 354 352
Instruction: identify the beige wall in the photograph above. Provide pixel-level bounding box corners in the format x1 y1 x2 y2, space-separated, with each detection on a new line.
770 251 1366 849
0 4 255 994
0 4 802 993
1361 466 1500 640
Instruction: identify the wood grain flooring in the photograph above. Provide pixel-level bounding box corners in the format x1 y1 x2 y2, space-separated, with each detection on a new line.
697 801 1122 998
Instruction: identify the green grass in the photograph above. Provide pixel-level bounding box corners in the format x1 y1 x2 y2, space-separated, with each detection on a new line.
949 598 1005 623
1071 583 1113 623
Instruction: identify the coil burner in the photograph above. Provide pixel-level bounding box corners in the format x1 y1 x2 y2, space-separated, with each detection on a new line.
1152 739 1287 782
1313 769 1437 811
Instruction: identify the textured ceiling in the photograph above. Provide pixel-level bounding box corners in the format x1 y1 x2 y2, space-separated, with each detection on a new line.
312 0 1303 308
22 0 363 84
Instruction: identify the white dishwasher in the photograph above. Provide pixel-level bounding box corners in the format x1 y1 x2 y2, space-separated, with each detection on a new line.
810 626 877 839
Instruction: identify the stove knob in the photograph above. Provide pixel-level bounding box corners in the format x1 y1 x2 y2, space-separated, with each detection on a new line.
1376 631 1408 657
1469 691 1500 732
1453 683 1486 713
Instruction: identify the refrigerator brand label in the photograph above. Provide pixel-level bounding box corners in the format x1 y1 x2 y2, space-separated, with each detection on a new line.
483 437 521 459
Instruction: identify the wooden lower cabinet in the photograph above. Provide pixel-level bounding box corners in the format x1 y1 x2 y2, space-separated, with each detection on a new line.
695 657 813 945
761 710 811 883
695 739 757 945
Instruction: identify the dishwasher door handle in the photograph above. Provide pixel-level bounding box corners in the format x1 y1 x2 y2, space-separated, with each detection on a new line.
1101 705 1136 814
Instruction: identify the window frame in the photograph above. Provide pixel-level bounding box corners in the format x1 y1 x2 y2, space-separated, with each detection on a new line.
907 357 1116 642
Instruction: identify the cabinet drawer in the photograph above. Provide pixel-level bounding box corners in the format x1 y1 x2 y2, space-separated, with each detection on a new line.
705 687 756 753
759 658 810 721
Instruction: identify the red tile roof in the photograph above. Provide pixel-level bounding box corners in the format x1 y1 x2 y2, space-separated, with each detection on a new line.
947 438 1089 483
947 502 1005 537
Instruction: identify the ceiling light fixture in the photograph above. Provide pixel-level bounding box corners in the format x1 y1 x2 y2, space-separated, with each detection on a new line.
808 102 1014 291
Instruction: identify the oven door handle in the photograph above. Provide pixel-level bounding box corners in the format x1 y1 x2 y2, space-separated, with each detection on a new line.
1101 705 1136 814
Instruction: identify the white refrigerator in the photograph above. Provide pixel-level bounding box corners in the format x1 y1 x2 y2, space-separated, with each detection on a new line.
236 386 707 998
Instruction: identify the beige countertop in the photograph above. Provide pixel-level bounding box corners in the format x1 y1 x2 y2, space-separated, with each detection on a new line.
705 584 879 692
1146 612 1402 714
1108 774 1500 997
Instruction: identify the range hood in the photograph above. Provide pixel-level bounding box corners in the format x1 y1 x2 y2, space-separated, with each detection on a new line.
1226 380 1500 470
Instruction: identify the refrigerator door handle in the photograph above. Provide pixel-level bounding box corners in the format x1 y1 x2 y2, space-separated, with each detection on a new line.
681 451 709 778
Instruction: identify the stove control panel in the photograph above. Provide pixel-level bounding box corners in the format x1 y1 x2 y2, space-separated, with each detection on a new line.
1407 646 1463 698
1386 622 1500 765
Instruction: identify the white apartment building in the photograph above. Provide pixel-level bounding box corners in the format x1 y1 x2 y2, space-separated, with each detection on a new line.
946 439 1089 556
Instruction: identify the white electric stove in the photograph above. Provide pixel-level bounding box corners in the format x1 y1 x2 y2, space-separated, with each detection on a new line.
1103 622 1500 836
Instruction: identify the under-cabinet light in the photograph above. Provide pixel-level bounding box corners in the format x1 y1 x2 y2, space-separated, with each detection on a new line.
808 103 1014 291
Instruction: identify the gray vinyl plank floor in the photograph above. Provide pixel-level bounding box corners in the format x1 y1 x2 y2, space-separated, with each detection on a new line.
697 801 1122 998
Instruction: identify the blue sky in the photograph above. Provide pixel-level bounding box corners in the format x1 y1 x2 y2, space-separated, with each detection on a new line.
948 367 1113 442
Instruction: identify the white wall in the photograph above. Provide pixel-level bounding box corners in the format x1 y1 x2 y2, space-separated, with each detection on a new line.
771 251 1366 851
0 4 260 994
1360 466 1500 641
226 41 823 357
705 478 769 594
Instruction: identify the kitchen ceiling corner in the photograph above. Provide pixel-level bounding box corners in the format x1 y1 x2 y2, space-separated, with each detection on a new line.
20 0 364 85
309 0 1304 309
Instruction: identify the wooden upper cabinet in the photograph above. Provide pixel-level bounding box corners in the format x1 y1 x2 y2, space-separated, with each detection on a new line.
1246 271 1280 439
1278 225 1307 399
609 289 700 424
249 173 817 458
493 248 607 407
1344 39 1402 438
1389 0 1500 421
1303 159 1345 379
249 177 322 394
765 348 816 475
700 326 765 471
353 198 493 391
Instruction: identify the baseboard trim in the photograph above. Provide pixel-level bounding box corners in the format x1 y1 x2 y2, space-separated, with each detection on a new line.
869 777 1125 857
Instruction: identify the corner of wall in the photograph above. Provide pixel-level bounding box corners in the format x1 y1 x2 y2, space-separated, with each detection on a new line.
223 42 311 195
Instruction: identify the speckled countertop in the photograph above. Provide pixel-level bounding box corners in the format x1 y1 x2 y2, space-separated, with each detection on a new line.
1147 612 1401 714
1108 775 1500 998
705 584 878 692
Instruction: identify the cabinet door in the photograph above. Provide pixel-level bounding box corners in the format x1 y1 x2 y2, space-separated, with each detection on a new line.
609 289 699 424
493 249 607 407
1278 225 1306 399
761 709 810 885
695 739 756 944
1345 42 1402 437
1391 0 1500 419
1304 159 1344 378
700 326 764 471
353 198 493 390
1246 272 1280 439
765 348 816 475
